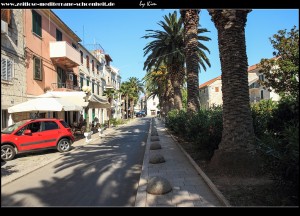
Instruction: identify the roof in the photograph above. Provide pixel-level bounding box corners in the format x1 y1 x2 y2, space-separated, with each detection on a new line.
199 57 278 89
199 76 221 89
248 63 259 72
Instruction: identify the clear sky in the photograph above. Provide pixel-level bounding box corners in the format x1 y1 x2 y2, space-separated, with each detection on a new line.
53 9 299 86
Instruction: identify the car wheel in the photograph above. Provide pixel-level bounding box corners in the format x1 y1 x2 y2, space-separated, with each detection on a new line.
57 138 71 153
1 145 16 161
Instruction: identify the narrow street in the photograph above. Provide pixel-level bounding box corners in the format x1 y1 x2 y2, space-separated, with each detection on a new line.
1 118 150 207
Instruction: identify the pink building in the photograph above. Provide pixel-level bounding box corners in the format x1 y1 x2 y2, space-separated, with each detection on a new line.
24 9 81 97
9 9 82 124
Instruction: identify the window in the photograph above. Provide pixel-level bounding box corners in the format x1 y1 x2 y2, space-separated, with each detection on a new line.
96 64 99 74
97 83 100 95
215 87 219 92
73 74 78 87
57 67 66 87
33 56 42 80
86 77 90 86
80 51 83 64
259 74 264 81
92 60 94 72
92 81 95 93
56 29 62 41
86 55 89 68
80 75 84 88
32 10 42 37
28 122 41 133
43 121 59 131
153 102 156 106
260 90 264 99
1 56 13 81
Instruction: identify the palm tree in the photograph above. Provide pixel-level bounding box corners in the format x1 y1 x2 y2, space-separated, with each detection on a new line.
143 64 169 118
118 81 131 119
143 11 184 111
208 9 259 176
143 11 211 113
128 77 144 118
103 88 116 127
180 9 211 113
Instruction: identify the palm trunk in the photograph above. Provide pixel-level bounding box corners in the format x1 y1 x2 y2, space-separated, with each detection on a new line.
121 95 125 119
181 9 201 113
130 98 134 118
126 94 129 119
169 64 184 111
208 9 260 176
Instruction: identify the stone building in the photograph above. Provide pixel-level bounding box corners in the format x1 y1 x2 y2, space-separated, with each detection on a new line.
1 9 26 129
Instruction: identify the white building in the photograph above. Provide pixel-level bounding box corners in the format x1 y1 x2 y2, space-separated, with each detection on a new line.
78 45 109 125
146 95 159 116
199 63 280 109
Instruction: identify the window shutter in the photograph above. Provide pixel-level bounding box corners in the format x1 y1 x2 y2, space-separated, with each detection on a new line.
7 58 13 81
1 57 13 81
1 58 7 80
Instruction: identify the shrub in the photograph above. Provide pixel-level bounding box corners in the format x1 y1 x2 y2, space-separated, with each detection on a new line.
251 99 278 138
166 109 187 136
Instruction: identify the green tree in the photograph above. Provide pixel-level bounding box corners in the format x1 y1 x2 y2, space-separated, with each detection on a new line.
143 10 211 113
143 65 169 117
103 88 116 127
118 81 132 119
128 77 144 118
259 26 299 99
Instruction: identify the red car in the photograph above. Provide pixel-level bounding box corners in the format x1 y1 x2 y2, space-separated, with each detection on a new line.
1 118 75 161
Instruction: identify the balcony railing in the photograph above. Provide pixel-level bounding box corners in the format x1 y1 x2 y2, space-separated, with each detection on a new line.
50 41 80 69
51 83 81 91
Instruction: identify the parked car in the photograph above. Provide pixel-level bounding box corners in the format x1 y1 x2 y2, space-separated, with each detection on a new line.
136 111 146 117
1 118 75 161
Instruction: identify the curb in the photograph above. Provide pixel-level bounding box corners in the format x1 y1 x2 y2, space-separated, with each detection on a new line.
134 119 152 207
165 127 231 207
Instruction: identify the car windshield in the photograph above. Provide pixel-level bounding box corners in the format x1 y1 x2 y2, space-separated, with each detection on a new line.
1 120 29 134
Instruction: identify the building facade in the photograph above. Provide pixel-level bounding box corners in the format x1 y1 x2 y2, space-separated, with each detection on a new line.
78 45 109 125
1 9 26 129
146 95 159 116
199 63 280 109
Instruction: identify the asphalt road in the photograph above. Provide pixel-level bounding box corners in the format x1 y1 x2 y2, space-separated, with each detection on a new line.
1 118 150 207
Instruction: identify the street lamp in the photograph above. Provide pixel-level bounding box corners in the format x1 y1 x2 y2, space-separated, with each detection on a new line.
82 85 92 135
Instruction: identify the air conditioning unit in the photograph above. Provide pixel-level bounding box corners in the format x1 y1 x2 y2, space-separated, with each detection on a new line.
1 20 8 34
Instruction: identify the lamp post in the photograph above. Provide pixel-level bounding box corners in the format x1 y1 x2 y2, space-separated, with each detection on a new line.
82 85 92 140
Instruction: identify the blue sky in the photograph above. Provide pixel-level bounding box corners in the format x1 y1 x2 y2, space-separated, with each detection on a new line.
53 9 299 86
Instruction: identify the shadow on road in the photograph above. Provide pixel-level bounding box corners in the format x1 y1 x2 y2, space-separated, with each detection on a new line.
1 118 150 207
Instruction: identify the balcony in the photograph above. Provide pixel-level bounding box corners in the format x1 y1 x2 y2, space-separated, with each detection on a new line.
51 82 81 92
50 41 80 70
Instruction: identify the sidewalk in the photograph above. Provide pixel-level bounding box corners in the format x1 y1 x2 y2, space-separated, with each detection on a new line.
135 118 229 207
1 124 123 186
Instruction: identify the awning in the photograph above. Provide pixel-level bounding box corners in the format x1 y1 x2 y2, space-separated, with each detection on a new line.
8 97 83 114
88 94 111 108
39 91 110 108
